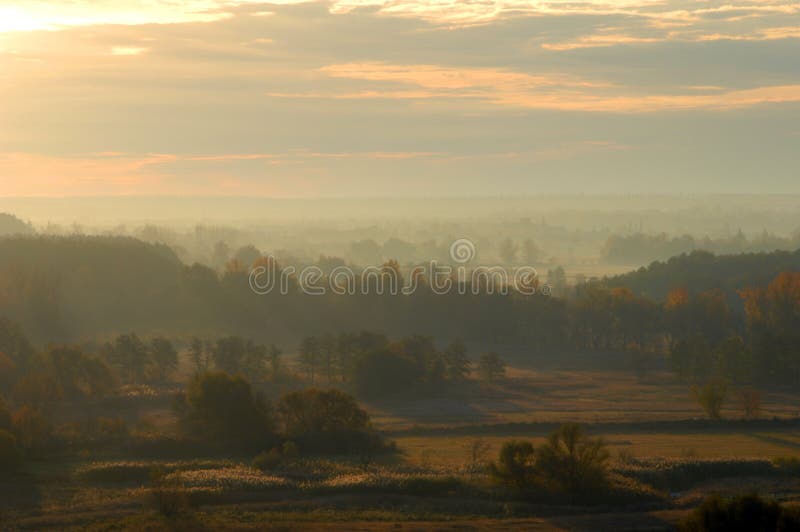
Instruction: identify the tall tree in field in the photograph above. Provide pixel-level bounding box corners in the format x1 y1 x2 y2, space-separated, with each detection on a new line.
243 340 268 379
105 333 149 383
740 272 800 384
443 339 470 381
299 336 321 384
189 337 210 374
319 333 337 385
149 337 178 381
547 266 568 297
212 336 247 375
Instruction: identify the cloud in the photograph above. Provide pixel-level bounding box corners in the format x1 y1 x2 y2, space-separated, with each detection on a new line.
541 34 662 51
110 46 148 56
0 151 451 196
1 0 799 195
272 62 800 112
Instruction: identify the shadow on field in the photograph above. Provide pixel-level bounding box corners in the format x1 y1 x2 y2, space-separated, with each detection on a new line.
749 432 800 450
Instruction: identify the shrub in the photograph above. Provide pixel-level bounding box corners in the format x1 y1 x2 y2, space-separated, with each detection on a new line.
0 429 21 471
277 388 384 455
176 371 274 450
681 494 800 531
150 487 192 518
535 423 610 495
149 467 193 517
693 379 728 420
773 456 800 476
253 448 283 471
488 440 536 491
279 388 369 436
738 387 762 419
616 457 778 491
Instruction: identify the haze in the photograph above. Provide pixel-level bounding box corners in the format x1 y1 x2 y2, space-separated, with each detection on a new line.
1 0 799 197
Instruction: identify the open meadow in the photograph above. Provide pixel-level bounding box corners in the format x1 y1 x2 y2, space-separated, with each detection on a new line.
3 355 800 531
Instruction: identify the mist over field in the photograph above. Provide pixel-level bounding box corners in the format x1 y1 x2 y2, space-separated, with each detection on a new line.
2 0 800 530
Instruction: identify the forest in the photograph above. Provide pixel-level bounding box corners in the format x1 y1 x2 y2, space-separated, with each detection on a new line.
2 223 800 529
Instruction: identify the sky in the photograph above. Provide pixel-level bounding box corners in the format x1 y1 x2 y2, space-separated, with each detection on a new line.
0 0 798 197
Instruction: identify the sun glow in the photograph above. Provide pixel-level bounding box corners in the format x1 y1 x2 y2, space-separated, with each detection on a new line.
0 3 239 34
0 7 51 33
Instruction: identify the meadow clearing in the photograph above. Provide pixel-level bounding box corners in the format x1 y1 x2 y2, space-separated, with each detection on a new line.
3 359 800 530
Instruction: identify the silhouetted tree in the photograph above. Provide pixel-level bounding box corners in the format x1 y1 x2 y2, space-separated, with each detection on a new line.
149 337 178 381
443 339 470 381
188 337 210 374
478 352 506 382
489 440 536 491
104 334 149 384
535 423 609 495
175 371 274 448
693 379 728 420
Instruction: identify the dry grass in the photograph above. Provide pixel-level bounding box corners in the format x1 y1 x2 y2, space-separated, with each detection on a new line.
366 368 800 430
394 430 800 467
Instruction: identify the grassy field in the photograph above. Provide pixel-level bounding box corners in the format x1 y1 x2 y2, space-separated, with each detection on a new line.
394 428 800 467
4 363 800 530
364 367 800 428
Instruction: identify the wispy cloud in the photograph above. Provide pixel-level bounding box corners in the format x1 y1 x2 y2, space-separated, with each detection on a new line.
1 0 799 195
273 62 800 112
110 46 148 56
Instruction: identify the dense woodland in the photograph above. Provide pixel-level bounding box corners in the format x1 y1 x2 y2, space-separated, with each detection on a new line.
1 230 800 529
1 235 800 386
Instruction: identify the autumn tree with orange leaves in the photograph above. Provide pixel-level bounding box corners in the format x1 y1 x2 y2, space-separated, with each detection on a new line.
739 272 800 384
